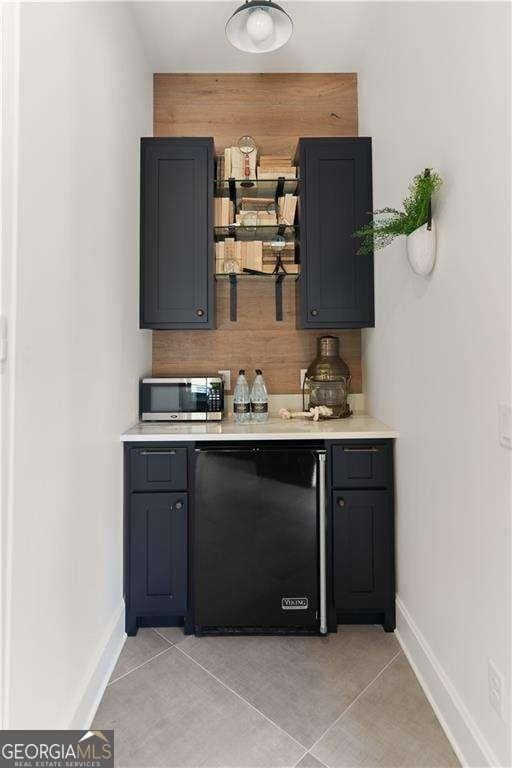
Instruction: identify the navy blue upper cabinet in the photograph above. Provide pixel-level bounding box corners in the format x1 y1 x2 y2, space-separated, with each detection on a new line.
296 138 374 329
140 138 214 329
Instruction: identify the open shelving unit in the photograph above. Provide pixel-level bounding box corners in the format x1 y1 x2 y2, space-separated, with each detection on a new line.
214 165 300 320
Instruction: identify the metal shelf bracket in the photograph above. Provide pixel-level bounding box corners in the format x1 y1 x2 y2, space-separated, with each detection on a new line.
228 273 238 321
275 273 285 321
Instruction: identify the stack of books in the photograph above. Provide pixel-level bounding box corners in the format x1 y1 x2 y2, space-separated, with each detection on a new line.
215 156 224 182
236 211 277 226
224 146 257 180
215 240 264 273
214 197 235 227
262 242 299 274
277 194 297 225
257 156 296 180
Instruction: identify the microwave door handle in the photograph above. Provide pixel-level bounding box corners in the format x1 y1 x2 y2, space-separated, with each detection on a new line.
317 451 327 635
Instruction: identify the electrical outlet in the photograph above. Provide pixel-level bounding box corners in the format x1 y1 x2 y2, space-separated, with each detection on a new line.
218 369 231 391
300 369 307 389
488 659 504 719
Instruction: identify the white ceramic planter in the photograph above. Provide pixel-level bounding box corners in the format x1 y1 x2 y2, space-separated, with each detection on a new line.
406 220 437 276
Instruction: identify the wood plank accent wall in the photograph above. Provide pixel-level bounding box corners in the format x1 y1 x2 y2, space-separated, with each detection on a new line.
153 280 362 394
154 73 358 155
152 73 362 394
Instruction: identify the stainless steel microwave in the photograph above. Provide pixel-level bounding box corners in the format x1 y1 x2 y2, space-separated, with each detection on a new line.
140 377 224 421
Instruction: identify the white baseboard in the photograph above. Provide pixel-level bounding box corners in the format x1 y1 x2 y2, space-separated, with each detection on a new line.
396 596 501 768
68 601 126 729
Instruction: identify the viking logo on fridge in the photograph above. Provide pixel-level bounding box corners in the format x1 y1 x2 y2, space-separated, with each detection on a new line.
281 597 309 610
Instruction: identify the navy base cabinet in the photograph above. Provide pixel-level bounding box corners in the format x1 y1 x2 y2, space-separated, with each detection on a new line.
140 138 214 329
124 445 191 635
330 441 395 631
296 138 374 329
124 439 395 635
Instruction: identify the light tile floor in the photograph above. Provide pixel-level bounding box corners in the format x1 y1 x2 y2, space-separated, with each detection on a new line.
93 626 460 768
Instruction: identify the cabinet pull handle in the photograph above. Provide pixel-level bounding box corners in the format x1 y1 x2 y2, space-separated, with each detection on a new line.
175 500 183 510
337 498 346 507
196 308 205 317
140 450 176 456
310 308 319 317
342 447 379 453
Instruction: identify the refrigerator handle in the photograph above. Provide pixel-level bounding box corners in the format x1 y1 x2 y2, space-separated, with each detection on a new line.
317 451 328 635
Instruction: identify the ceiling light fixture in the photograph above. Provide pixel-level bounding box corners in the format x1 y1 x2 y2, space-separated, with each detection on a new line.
226 0 293 54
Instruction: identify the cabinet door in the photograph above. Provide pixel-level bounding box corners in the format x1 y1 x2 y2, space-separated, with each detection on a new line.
130 493 187 615
297 138 374 328
141 138 214 329
333 490 393 613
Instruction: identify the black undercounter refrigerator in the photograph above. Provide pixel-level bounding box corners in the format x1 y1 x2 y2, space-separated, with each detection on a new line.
193 444 327 635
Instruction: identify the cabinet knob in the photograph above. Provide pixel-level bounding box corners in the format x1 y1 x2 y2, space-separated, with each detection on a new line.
196 308 205 317
337 498 345 508
175 500 183 510
310 308 319 317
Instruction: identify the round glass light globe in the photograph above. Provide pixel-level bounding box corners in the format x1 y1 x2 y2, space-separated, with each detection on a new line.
246 8 274 44
271 235 286 251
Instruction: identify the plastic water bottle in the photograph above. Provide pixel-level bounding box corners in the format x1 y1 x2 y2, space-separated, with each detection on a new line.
250 369 269 423
233 369 251 423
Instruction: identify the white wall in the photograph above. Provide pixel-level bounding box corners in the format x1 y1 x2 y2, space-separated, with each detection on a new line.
359 3 511 766
131 0 385 72
4 2 152 727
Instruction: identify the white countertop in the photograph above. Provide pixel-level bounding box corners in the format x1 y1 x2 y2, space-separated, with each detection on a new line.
121 415 398 442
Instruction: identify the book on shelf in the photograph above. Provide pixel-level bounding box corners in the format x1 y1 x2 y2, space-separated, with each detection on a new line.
240 196 275 212
277 194 297 225
257 169 297 180
261 262 299 274
224 148 231 179
215 241 224 274
216 155 225 182
236 211 278 226
281 263 300 274
214 197 235 226
215 237 242 273
241 241 263 271
224 146 257 180
258 155 293 167
262 257 296 266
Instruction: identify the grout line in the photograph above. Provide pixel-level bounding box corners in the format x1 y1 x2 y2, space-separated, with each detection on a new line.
152 627 178 646
307 650 403 759
174 643 309 753
108 646 174 686
292 752 329 768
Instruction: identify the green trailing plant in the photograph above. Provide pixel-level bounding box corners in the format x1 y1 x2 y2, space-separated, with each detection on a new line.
353 169 442 255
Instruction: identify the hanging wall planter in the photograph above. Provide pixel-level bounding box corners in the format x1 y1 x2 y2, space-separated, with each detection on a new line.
406 219 436 276
354 168 442 276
